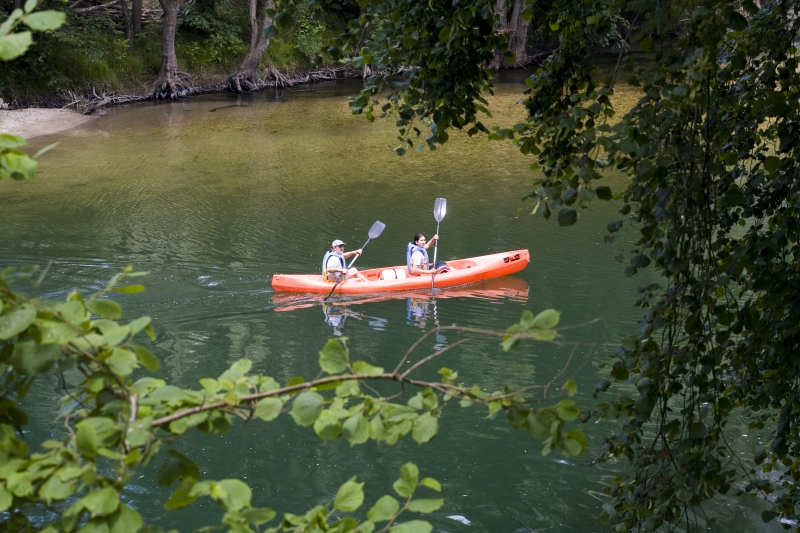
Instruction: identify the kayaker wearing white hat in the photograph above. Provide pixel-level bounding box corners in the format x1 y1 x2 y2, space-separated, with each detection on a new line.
322 239 368 282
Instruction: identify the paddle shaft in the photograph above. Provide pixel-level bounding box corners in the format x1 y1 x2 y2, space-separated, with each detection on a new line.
430 220 441 290
324 237 371 300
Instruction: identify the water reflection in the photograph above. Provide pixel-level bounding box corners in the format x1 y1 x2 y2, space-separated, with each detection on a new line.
273 276 529 311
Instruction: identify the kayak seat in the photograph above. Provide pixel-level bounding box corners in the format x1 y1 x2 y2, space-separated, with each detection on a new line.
379 268 407 281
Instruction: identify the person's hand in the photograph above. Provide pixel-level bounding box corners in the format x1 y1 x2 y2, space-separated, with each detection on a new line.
431 234 439 242
356 249 363 255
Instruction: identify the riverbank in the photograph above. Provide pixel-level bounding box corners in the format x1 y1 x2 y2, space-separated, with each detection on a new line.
0 109 96 139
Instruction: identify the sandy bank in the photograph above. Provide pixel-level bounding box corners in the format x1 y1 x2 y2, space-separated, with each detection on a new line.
0 108 95 139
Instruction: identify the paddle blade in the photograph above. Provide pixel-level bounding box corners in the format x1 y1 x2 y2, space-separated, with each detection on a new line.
368 220 386 239
434 198 447 222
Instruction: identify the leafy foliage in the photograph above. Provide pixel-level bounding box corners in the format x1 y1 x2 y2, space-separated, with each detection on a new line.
0 0 64 179
339 0 800 530
0 263 585 531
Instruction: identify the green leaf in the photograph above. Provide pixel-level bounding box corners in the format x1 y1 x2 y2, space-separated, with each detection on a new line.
21 10 65 31
393 463 418 498
342 412 369 445
7 472 33 496
157 450 199 486
556 399 580 421
727 11 747 31
763 156 781 174
289 392 324 426
76 518 110 533
255 398 283 422
112 285 145 294
313 412 341 440
563 379 578 397
531 309 560 329
389 521 433 533
33 318 77 344
109 504 142 533
241 507 276 526
79 487 120 517
10 340 60 376
0 31 33 61
263 24 277 39
334 478 365 512
419 478 441 492
519 310 535 328
367 495 400 522
76 420 99 458
0 484 11 512
595 186 612 200
1 150 38 179
352 360 384 375
557 208 577 226
0 133 26 149
216 479 252 511
761 510 778 523
527 411 551 439
86 299 122 320
132 345 160 372
106 348 139 376
319 337 349 374
561 429 587 456
165 478 199 510
0 303 36 339
407 499 443 513
531 329 558 341
39 475 75 503
411 413 438 444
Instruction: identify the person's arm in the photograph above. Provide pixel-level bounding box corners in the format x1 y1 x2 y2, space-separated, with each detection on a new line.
424 235 439 249
343 248 363 259
410 265 434 276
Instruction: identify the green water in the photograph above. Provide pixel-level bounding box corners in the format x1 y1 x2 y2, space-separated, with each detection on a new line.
0 75 778 532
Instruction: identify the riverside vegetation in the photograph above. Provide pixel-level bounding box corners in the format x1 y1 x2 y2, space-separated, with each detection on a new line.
5 0 800 532
338 0 800 530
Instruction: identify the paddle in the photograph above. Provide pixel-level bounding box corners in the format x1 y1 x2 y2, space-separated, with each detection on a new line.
324 220 386 300
430 198 447 290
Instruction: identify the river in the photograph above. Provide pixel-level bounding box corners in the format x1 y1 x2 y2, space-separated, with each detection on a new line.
0 73 778 532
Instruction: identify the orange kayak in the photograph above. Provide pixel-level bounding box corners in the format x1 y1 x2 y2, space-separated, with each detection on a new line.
271 249 530 294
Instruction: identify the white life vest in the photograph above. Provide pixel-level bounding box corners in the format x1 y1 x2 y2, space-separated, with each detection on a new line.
322 251 346 282
406 242 428 274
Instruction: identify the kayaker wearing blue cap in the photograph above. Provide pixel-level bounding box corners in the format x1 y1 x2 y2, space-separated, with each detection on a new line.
323 239 368 282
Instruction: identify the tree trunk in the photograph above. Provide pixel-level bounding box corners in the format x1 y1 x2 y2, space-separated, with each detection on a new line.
489 0 508 70
490 0 530 69
152 0 192 99
118 0 133 43
227 0 274 92
507 0 530 67
12 0 22 10
132 0 142 34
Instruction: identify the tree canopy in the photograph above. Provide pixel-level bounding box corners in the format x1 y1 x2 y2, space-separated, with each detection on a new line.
334 0 800 529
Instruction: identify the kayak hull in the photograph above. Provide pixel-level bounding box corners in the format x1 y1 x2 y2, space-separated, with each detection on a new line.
271 249 530 294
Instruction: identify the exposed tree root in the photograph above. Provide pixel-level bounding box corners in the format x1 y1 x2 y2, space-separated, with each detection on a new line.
151 71 197 100
227 70 261 93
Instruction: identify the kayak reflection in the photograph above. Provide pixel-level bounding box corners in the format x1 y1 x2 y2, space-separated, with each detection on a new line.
322 303 389 336
276 277 529 337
